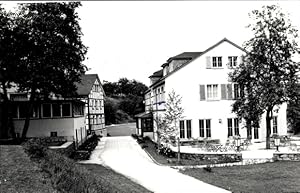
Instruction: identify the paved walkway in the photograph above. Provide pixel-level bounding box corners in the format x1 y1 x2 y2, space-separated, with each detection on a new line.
81 136 230 193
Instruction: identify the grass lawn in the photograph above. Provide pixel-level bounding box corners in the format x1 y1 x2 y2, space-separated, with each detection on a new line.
141 138 237 166
83 164 152 193
0 145 55 193
181 161 300 193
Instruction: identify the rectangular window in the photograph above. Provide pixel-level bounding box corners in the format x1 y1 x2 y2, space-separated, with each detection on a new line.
31 105 39 118
62 103 71 117
273 116 278 134
19 103 27 118
234 118 239 136
228 56 238 67
234 84 240 99
52 104 61 117
180 120 185 138
186 120 192 138
227 118 233 137
254 127 259 139
157 88 161 102
206 119 211 137
74 104 84 116
218 57 222 67
212 57 217 67
42 104 51 118
50 132 57 137
199 119 204 137
12 104 18 118
212 57 222 67
207 84 218 100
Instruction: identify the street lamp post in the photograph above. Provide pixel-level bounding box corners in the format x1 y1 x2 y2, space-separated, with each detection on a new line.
235 137 241 152
274 135 280 152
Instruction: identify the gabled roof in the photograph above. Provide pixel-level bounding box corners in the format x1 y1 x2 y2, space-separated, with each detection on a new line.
149 38 246 88
76 74 104 96
149 69 163 78
161 52 202 67
168 52 203 62
1 74 105 99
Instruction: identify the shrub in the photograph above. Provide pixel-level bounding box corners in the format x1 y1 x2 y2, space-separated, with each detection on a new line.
137 137 145 144
70 134 100 160
78 134 99 152
23 138 47 159
23 139 112 193
131 134 138 139
43 150 106 193
203 165 212 173
158 145 176 158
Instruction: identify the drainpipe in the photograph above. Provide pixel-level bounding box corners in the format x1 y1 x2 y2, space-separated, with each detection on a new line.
87 97 91 134
155 89 160 146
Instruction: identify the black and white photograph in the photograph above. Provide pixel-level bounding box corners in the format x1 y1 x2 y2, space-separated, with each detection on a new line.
1 0 300 192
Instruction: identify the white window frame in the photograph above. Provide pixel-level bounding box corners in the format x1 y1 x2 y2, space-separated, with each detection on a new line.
212 56 222 68
199 119 211 138
228 56 238 67
207 84 218 100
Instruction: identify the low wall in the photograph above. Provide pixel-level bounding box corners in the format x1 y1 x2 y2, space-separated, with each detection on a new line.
179 152 242 163
273 152 300 161
49 141 75 157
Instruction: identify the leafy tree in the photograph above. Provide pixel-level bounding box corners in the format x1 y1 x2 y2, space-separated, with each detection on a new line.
103 78 148 97
230 5 300 149
102 82 119 96
104 97 118 125
102 78 148 124
14 2 87 138
287 84 300 134
159 89 184 162
0 6 28 138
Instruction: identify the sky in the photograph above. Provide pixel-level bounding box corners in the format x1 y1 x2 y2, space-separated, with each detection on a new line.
3 1 300 86
77 1 300 86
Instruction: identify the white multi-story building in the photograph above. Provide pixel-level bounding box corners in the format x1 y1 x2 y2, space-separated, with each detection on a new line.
138 38 287 143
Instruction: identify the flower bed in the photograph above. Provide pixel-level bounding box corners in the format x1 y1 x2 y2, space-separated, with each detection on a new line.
273 152 300 161
134 135 241 166
70 134 100 160
180 152 242 164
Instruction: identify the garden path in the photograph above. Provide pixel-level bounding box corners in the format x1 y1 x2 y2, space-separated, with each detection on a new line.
83 136 230 193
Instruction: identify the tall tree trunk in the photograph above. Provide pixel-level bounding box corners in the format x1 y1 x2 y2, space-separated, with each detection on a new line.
0 81 10 139
21 90 35 139
246 119 252 139
175 121 180 164
266 107 273 149
177 137 180 164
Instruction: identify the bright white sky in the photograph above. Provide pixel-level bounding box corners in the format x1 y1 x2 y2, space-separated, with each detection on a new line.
3 1 300 86
77 1 300 86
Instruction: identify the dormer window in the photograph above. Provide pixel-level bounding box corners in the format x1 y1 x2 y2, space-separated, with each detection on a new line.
228 56 238 67
212 57 222 68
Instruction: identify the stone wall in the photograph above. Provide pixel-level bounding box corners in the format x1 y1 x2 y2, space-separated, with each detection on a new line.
178 152 242 163
273 152 300 161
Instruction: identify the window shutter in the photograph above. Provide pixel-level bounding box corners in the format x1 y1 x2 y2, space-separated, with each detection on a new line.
227 57 231 68
227 84 233 99
200 85 206 101
206 56 211 69
221 84 227 100
239 55 244 65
